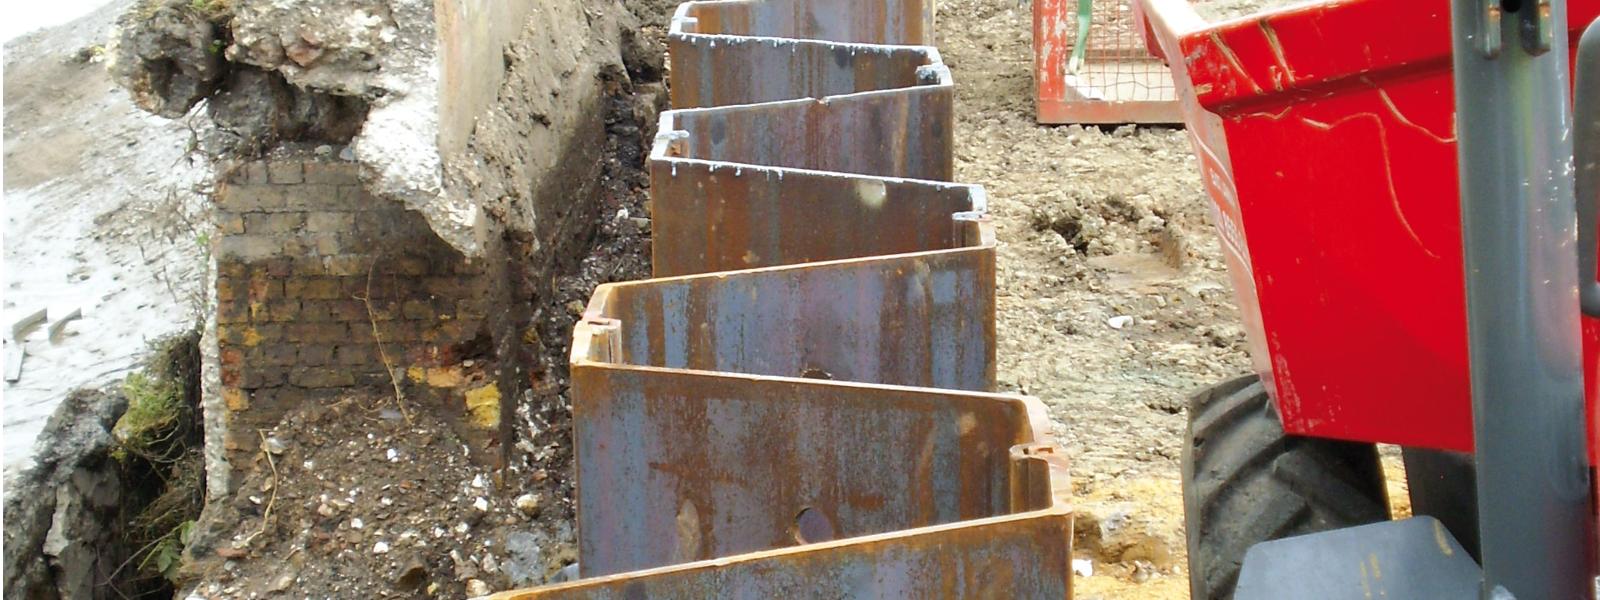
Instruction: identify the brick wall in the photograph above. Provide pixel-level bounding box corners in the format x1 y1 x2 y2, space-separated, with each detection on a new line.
213 149 496 480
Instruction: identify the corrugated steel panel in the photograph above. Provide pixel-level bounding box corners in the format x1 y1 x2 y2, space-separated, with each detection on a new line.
494 0 1075 596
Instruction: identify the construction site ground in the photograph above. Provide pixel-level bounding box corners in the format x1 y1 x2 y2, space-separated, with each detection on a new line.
944 2 1405 597
5 0 1415 598
942 1 1240 597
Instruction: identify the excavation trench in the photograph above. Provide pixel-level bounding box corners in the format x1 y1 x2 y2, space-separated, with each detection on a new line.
7 0 666 596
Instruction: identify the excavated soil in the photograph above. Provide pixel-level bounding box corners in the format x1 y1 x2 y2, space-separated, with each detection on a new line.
182 65 658 600
939 0 1253 597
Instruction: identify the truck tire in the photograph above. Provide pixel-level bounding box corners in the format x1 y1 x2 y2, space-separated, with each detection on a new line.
1182 375 1390 600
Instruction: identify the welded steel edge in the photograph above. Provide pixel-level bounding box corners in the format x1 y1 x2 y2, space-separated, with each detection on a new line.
567 364 1050 576
655 78 954 181
650 123 989 275
498 0 1076 593
487 441 1071 599
577 244 997 391
667 0 934 46
668 2 946 108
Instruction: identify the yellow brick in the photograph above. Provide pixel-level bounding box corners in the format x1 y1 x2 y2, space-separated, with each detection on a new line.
406 367 426 383
224 387 249 411
425 367 465 388
464 383 500 430
242 327 263 347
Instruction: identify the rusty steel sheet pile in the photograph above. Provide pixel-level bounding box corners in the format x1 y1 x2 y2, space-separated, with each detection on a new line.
495 0 1074 597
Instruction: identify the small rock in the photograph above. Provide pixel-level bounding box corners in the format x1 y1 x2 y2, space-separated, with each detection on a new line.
481 553 499 574
1107 315 1134 330
264 437 287 454
317 503 336 517
473 497 490 512
1072 558 1094 577
373 541 390 554
451 549 479 581
379 408 403 421
566 300 586 315
314 144 333 156
387 448 400 462
551 563 580 584
502 532 544 587
515 494 540 517
351 518 365 529
339 146 356 161
465 579 492 597
215 547 248 559
269 570 296 592
1131 560 1156 583
455 522 471 534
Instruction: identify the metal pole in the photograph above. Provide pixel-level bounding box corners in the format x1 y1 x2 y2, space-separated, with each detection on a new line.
1451 0 1593 597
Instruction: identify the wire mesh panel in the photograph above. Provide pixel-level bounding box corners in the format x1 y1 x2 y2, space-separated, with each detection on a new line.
1034 0 1182 124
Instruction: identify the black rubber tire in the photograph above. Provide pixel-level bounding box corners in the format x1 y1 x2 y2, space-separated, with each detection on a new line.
1182 375 1390 600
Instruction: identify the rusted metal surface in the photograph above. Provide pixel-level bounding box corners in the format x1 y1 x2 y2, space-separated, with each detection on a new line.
498 0 1074 596
589 248 997 390
669 1 945 109
493 441 1072 598
672 0 934 44
649 160 988 276
567 366 1047 575
651 66 961 274
658 89 954 180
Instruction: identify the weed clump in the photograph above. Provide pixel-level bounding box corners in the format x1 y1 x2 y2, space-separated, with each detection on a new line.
110 332 205 588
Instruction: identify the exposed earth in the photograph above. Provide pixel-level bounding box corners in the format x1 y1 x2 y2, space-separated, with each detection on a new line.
3 0 1378 598
939 0 1396 597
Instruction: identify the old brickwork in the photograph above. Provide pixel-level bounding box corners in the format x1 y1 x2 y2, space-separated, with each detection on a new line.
213 149 493 478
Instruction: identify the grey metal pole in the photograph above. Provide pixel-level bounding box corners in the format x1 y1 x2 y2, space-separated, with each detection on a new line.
1451 0 1594 597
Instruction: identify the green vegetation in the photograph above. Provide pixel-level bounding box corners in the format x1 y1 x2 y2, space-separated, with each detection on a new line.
111 333 206 587
113 372 184 462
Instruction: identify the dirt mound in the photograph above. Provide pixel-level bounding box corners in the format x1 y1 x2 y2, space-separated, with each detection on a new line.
182 394 574 598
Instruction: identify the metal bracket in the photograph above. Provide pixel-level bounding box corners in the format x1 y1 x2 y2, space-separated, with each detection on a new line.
1478 0 1505 58
1578 20 1600 316
1479 0 1557 58
1517 0 1555 55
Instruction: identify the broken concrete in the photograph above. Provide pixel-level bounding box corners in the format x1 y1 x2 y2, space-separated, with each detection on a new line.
110 0 660 496
3 390 133 600
108 1 224 119
110 0 635 257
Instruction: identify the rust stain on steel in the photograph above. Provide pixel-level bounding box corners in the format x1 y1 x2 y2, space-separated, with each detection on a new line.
568 367 1043 575
497 0 1074 596
593 248 998 391
675 0 934 46
668 0 945 110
